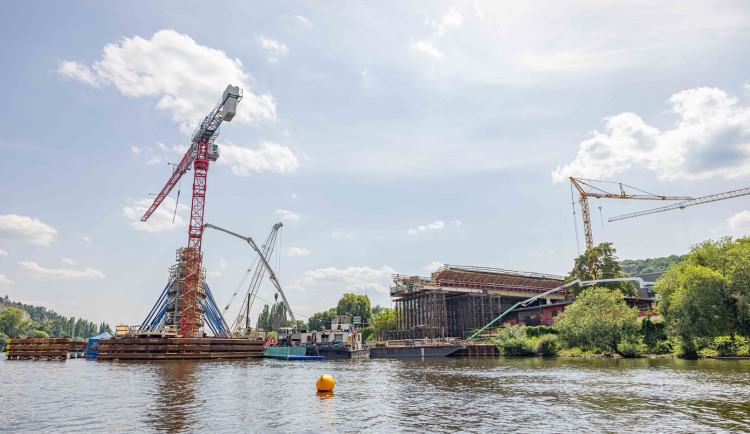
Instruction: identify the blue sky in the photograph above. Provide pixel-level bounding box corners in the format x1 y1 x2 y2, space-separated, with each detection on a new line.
1 1 750 326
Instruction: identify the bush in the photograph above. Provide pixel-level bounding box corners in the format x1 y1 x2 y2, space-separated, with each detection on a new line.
33 330 49 338
360 326 375 342
0 332 7 352
525 325 557 338
714 336 735 356
492 325 536 356
535 334 559 356
617 339 647 358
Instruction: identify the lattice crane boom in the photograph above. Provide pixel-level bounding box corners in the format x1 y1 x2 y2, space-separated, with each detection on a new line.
570 177 693 250
229 222 283 335
609 186 750 222
140 85 242 338
203 223 296 323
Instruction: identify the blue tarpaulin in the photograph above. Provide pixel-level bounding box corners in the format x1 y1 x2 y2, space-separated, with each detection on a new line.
86 332 112 357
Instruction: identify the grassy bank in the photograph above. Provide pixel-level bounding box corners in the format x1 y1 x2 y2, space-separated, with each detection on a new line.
489 324 750 359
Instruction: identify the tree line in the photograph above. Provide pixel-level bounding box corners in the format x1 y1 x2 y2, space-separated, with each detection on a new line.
492 238 750 358
0 295 112 351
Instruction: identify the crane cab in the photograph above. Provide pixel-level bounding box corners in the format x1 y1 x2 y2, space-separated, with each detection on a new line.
207 142 220 161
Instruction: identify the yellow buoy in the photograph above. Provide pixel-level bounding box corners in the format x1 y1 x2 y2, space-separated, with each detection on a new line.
316 374 335 392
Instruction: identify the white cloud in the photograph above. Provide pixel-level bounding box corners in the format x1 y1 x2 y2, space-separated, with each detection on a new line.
122 197 188 233
332 232 352 239
81 235 91 243
58 60 100 87
219 258 227 269
219 141 299 175
147 157 162 165
0 274 13 288
727 210 750 232
429 6 464 36
293 265 396 295
207 270 223 277
275 209 300 222
19 261 105 280
58 29 276 132
258 36 289 64
744 80 750 97
411 40 443 59
287 247 310 257
293 15 311 26
0 214 58 246
452 220 462 227
131 146 142 155
422 261 444 273
291 193 298 199
0 249 7 256
61 257 75 266
408 220 445 235
553 86 750 182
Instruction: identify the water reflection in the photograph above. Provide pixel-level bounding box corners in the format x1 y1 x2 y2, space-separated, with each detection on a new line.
145 361 200 432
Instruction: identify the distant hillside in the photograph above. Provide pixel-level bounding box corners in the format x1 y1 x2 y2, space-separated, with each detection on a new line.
620 255 686 276
0 295 111 342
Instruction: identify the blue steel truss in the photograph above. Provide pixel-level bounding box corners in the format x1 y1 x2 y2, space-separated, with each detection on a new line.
140 278 231 337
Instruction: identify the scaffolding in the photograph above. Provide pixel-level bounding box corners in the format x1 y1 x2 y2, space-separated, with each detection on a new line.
381 265 567 339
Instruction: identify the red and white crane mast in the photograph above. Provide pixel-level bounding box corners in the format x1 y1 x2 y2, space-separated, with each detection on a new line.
141 85 243 337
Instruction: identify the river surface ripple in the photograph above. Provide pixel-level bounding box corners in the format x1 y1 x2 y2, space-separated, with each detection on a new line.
2 357 749 432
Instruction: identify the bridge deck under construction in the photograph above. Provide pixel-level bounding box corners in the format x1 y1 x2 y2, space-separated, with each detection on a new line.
382 265 567 339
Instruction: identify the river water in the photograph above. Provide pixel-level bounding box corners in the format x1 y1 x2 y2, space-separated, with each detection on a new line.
1 356 749 432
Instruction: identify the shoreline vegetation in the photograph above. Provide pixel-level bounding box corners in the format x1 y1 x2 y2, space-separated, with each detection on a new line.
479 236 750 360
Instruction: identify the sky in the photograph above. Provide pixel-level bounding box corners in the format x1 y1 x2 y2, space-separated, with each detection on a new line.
1 0 750 327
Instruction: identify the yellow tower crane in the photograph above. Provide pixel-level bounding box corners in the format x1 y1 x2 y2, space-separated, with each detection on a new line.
569 177 693 251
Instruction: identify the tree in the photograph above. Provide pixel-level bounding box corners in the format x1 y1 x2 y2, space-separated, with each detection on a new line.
567 242 635 296
554 287 640 354
307 308 337 330
336 293 372 324
372 304 387 315
655 236 750 355
269 302 288 331
256 304 270 331
0 308 31 337
372 308 399 331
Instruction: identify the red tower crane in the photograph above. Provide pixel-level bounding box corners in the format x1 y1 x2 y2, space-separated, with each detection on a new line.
141 85 243 337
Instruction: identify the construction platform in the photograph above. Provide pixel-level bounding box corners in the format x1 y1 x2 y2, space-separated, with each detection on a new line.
382 264 567 339
97 337 265 360
5 338 85 360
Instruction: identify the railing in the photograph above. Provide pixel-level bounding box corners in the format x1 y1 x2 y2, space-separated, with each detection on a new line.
117 324 180 337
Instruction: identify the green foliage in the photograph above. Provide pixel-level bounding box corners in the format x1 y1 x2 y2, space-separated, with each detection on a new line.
336 293 372 325
620 255 686 276
0 332 7 352
554 287 640 354
525 325 557 338
640 317 667 350
372 308 399 330
0 296 109 339
616 339 647 358
535 334 559 356
0 308 31 337
360 326 375 341
256 302 288 332
655 237 750 353
371 304 387 315
491 325 536 356
567 242 636 297
307 308 338 330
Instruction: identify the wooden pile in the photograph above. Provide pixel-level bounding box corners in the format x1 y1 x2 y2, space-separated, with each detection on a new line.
5 337 85 360
97 337 266 360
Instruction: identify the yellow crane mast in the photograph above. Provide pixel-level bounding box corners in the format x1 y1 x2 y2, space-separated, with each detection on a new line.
569 177 692 251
